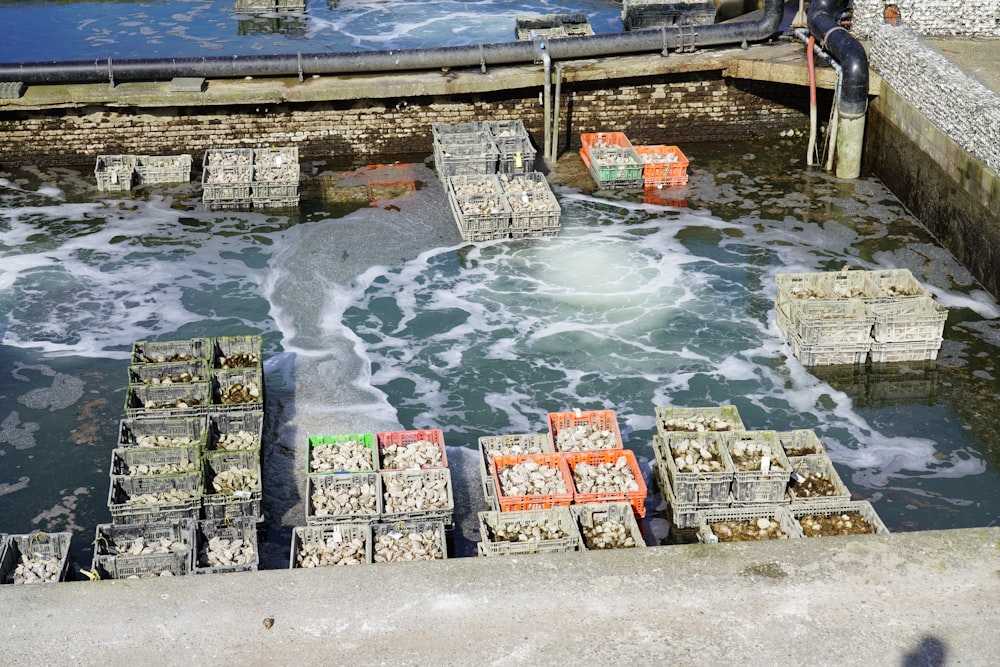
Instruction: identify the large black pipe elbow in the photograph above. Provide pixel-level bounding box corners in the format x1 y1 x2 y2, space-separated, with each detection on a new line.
808 0 869 117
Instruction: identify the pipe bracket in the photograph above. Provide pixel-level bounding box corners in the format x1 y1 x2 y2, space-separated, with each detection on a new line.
660 27 670 57
676 25 697 53
297 52 304 82
479 44 487 74
820 25 848 50
107 56 114 89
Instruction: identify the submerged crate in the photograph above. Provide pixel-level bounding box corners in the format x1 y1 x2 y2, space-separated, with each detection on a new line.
132 338 211 364
565 449 648 517
207 410 263 452
108 471 203 524
307 433 377 474
870 296 947 343
786 454 851 505
477 433 553 500
124 381 212 416
634 145 689 186
477 506 582 556
306 472 382 525
0 532 72 584
381 468 454 523
655 432 734 504
492 452 574 512
548 409 624 453
119 415 208 449
194 517 259 574
869 338 943 363
127 359 208 386
655 405 745 434
95 154 136 192
291 523 372 568
622 0 718 30
786 327 870 367
572 502 646 550
776 430 826 458
110 444 201 477
376 429 447 471
791 501 890 536
373 520 448 563
203 450 262 520
696 505 803 543
135 154 192 185
782 297 875 346
725 431 792 503
92 519 195 579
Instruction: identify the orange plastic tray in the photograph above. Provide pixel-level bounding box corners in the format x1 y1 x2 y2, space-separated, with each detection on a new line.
634 145 689 186
491 452 574 512
565 449 648 517
375 428 448 471
547 409 624 453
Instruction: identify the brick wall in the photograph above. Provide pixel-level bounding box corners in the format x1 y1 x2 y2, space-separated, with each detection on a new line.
0 72 809 167
852 0 1000 39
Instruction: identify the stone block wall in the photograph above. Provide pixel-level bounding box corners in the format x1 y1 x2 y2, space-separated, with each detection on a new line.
852 0 1000 39
0 73 808 167
868 24 1000 175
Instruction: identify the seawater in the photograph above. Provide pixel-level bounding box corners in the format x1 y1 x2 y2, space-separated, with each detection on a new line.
1 141 999 574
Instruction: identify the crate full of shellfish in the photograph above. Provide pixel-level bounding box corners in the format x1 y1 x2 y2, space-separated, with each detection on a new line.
95 154 137 192
507 189 560 231
376 429 448 471
791 500 890 537
308 433 377 474
124 381 212 417
869 295 947 343
449 191 512 237
621 0 718 31
726 430 792 504
135 154 192 185
127 358 209 386
548 408 624 453
381 468 455 524
373 520 448 563
477 506 582 556
0 531 72 584
132 337 211 365
785 327 871 367
194 517 259 575
565 449 648 517
864 268 932 303
515 13 594 40
654 432 734 505
119 415 208 449
777 429 826 458
202 148 253 206
492 452 574 512
207 410 263 452
478 433 554 501
253 146 299 180
291 523 372 568
655 404 746 435
779 297 875 346
786 454 851 506
661 475 731 530
572 502 646 550
775 269 879 314
584 146 645 189
203 449 263 521
108 471 203 524
307 471 382 525
580 132 634 163
110 443 201 477
634 145 689 187
92 519 195 579
696 505 803 544
212 334 263 369
211 367 264 411
447 173 502 197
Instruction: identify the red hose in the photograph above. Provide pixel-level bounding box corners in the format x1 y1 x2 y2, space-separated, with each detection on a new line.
807 35 816 109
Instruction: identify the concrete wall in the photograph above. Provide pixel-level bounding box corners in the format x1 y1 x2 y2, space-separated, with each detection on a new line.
0 73 807 167
852 0 1000 38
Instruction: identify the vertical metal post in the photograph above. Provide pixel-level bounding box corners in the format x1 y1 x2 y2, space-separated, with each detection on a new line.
551 63 563 164
541 49 551 165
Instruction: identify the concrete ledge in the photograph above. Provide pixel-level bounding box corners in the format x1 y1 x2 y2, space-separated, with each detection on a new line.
5 527 998 664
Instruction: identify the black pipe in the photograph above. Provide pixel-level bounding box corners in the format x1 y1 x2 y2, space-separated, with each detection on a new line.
807 0 869 117
0 0 785 86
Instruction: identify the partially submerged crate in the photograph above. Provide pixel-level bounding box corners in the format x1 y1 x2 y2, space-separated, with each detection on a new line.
132 338 211 364
110 444 201 477
95 154 136 192
726 430 791 503
622 0 718 30
124 381 212 416
92 519 195 579
786 454 851 505
119 414 208 449
492 452 574 511
108 471 203 524
697 505 803 543
781 297 876 346
572 502 646 550
373 520 448 563
477 433 553 501
135 154 192 185
376 428 448 471
634 145 689 187
548 408 624 452
776 429 826 458
291 523 372 567
306 471 382 525
869 296 947 343
194 517 259 575
655 405 745 434
515 13 594 40
307 433 377 474
203 148 253 206
381 468 455 523
868 338 943 364
127 359 208 386
207 410 263 452
791 500 890 536
477 506 582 556
203 449 263 521
565 449 648 517
0 532 72 584
655 432 734 504
786 327 871 367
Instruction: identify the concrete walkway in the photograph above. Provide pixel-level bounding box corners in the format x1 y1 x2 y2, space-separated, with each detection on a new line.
4 527 998 665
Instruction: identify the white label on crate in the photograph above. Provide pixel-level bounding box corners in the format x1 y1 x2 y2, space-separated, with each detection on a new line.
234 491 252 499
791 472 806 484
332 527 343 543
574 408 582 418
389 531 403 539
760 456 771 473
705 533 719 543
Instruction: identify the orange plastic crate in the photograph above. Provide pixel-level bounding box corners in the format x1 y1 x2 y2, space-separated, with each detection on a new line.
565 449 648 517
548 409 624 453
634 145 689 186
375 429 448 471
491 452 574 512
579 132 634 163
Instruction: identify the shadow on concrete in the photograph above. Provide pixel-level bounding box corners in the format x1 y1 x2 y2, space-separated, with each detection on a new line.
902 635 948 667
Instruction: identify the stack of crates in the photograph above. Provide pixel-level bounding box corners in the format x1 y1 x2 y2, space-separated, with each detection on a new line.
634 145 689 188
580 132 644 189
252 146 300 209
477 408 648 556
775 268 948 366
0 531 72 584
101 335 265 578
294 428 451 567
621 0 717 30
95 155 137 192
515 13 594 40
490 120 537 175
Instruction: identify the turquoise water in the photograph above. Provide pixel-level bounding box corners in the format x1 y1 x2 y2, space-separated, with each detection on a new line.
1 140 999 574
